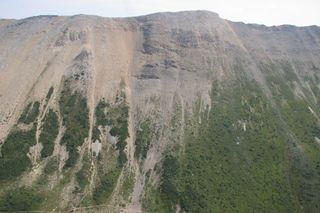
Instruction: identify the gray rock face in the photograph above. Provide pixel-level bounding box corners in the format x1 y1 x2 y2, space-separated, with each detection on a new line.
0 11 319 212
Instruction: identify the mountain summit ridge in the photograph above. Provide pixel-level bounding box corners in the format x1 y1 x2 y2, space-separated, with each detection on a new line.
1 10 319 27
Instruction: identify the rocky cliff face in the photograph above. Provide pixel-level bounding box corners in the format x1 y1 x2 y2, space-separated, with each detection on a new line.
0 11 320 212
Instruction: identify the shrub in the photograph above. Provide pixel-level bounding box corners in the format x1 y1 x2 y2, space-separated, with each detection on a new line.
93 167 121 204
134 120 152 160
76 154 91 190
44 157 59 175
59 85 89 169
46 86 54 100
108 102 129 166
0 187 42 211
0 127 36 181
95 100 110 126
160 155 180 205
94 97 129 167
18 101 40 124
39 109 59 158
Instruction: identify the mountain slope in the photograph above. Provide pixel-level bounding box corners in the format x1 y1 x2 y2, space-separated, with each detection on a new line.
0 11 319 212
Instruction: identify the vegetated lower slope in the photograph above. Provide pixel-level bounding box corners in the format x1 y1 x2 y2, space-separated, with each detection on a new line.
144 63 320 213
0 11 319 212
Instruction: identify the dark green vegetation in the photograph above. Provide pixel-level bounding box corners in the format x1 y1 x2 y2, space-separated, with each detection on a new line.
76 153 91 190
43 87 54 109
59 84 89 168
95 100 110 126
135 119 152 160
94 94 129 166
108 100 129 166
143 184 168 213
0 126 36 181
0 100 41 210
18 101 40 124
91 90 129 204
39 109 59 158
145 63 320 212
143 155 180 213
91 149 122 206
93 144 122 204
46 86 54 100
261 61 320 212
92 100 110 142
121 171 135 200
92 126 100 143
93 167 121 204
0 101 41 181
0 187 43 211
44 156 59 175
